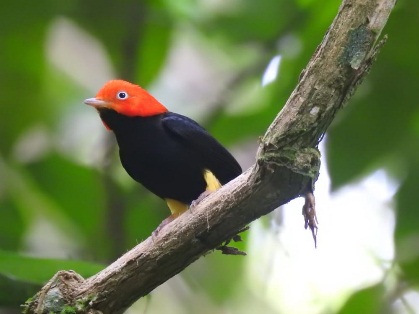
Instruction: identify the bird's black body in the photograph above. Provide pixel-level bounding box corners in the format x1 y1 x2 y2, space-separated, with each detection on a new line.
99 109 242 204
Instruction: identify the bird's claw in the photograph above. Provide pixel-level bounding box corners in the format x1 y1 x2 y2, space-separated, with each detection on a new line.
190 191 212 208
216 246 246 256
302 190 318 247
152 214 178 238
215 226 249 255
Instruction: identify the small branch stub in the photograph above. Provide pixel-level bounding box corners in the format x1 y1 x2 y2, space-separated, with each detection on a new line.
24 271 85 314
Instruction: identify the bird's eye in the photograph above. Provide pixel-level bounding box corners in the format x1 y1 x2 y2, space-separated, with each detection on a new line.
117 91 128 100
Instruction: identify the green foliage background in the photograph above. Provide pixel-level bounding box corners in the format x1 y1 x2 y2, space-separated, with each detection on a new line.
0 0 418 313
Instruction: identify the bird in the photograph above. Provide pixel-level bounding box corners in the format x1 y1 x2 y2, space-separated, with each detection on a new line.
85 80 242 231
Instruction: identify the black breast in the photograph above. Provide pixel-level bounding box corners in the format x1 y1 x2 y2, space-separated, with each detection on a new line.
99 109 211 203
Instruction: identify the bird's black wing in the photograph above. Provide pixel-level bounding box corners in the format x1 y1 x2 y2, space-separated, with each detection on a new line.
161 112 242 184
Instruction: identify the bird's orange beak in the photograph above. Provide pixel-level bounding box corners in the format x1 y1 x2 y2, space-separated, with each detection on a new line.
84 98 111 109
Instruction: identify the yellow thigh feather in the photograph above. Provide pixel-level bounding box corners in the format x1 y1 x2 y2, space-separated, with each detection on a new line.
165 169 221 216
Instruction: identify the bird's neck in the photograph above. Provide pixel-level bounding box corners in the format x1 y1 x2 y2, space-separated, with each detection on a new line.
98 109 166 147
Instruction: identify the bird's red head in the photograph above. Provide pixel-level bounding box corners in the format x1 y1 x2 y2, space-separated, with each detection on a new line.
84 80 168 118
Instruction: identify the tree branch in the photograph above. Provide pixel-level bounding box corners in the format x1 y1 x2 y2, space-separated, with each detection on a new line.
24 0 396 313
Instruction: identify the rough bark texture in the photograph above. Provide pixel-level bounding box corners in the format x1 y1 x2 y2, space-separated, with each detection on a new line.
24 0 396 313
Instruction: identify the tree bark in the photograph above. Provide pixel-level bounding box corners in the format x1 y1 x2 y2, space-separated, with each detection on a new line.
24 0 397 313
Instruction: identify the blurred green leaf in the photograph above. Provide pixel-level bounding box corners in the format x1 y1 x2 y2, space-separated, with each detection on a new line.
326 0 419 189
134 4 173 86
4 158 84 239
125 189 166 248
395 161 419 285
0 250 103 285
0 1 56 153
0 274 41 307
395 166 419 242
210 77 288 145
0 198 25 251
68 0 173 81
337 284 385 314
327 68 419 189
183 250 246 303
0 250 103 307
200 0 300 43
25 154 109 259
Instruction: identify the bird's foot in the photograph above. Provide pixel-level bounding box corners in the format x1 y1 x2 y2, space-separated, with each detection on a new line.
302 190 318 248
216 226 249 256
152 213 179 238
190 191 212 208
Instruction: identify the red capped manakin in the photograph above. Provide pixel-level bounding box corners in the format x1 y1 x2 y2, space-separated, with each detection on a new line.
85 80 242 231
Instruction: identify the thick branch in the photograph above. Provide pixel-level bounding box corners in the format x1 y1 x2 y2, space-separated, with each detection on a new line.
24 0 396 313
